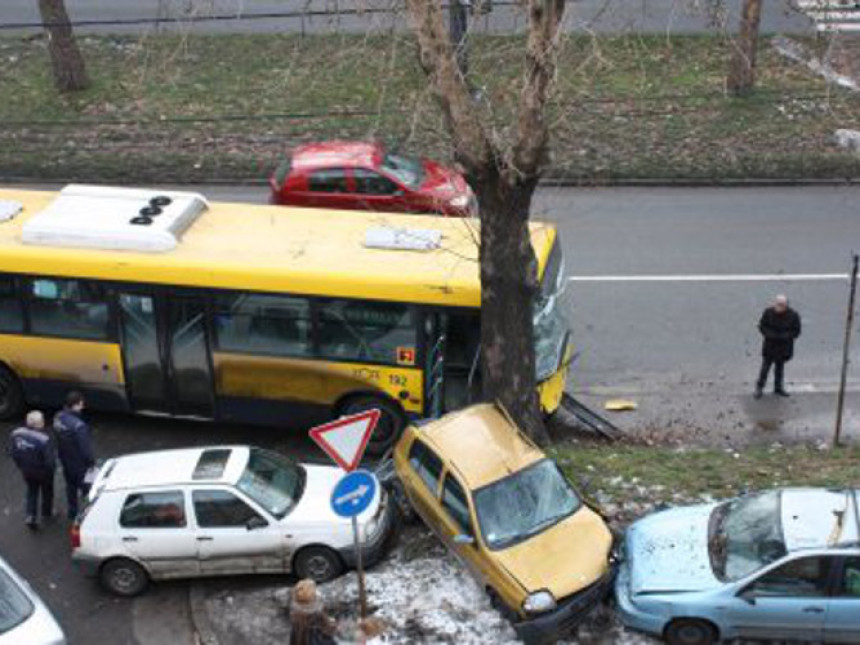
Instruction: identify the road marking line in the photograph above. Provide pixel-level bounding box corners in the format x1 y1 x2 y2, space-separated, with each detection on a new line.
568 274 849 283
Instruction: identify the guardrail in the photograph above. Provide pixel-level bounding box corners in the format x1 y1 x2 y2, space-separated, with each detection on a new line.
796 0 860 31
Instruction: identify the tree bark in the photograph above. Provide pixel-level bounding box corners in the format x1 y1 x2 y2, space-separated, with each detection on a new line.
405 1 565 444
727 0 763 96
37 0 90 93
477 170 548 443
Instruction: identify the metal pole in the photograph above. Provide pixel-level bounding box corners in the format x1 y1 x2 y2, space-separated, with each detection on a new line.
834 253 859 446
449 0 469 77
351 515 367 621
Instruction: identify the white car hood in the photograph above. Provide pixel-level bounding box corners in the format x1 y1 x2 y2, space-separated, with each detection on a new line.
626 503 721 595
287 464 380 527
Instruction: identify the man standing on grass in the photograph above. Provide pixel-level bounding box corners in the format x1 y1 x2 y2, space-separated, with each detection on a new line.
755 294 801 399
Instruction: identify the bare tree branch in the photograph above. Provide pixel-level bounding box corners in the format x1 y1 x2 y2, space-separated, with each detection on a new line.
403 1 492 173
512 0 566 180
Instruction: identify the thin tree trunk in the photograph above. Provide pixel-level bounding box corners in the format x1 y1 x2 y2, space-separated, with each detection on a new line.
727 0 763 96
405 0 564 444
37 0 90 93
477 170 549 444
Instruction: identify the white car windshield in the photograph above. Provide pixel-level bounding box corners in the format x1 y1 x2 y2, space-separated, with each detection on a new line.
0 568 34 635
474 459 582 550
381 153 423 188
237 449 305 520
709 490 787 581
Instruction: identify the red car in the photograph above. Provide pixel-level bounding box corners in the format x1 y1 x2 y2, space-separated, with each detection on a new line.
269 141 476 217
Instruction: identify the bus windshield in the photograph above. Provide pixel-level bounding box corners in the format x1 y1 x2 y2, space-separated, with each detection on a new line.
534 239 569 381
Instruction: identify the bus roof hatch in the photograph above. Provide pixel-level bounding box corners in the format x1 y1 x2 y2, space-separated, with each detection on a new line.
21 184 209 253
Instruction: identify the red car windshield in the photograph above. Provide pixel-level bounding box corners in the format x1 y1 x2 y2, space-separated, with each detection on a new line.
381 153 423 188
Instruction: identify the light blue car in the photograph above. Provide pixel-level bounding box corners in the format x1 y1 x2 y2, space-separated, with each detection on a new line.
615 488 860 644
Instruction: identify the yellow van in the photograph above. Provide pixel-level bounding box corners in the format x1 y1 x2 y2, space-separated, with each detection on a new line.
393 403 618 644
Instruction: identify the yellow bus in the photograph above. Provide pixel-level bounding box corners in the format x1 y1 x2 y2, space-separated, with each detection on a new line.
0 185 571 454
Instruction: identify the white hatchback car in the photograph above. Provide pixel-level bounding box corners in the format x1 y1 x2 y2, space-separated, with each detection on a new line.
71 446 394 596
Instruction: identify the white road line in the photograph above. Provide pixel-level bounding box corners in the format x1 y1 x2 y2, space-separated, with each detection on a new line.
568 274 849 283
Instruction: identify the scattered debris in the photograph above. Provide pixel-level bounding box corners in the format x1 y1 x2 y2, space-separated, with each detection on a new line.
604 399 638 412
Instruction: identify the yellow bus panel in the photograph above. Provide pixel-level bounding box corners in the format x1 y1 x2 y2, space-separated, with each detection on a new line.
0 334 125 387
213 353 424 414
0 188 557 308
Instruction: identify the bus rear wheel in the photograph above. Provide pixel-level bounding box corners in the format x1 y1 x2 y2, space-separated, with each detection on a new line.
0 366 24 421
339 396 405 457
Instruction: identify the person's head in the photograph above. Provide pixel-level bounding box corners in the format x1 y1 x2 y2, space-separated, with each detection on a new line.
65 390 85 412
293 579 318 605
773 294 788 313
26 410 45 430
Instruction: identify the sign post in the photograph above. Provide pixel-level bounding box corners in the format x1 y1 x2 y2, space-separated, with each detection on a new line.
330 469 377 620
309 411 381 623
835 253 859 446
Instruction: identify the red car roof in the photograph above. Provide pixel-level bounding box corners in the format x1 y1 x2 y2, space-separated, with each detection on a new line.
291 141 383 170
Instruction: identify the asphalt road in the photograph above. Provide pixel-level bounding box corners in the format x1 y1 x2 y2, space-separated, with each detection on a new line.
2 183 860 644
0 413 323 645
0 0 815 35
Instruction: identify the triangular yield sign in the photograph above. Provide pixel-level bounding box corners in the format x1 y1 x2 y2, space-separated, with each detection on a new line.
308 409 381 471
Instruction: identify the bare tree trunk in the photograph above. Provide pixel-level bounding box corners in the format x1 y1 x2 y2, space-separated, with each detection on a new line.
405 0 565 444
37 0 90 93
477 171 547 442
727 0 763 96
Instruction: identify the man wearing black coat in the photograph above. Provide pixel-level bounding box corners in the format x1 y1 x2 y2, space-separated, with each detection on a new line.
53 391 95 519
755 294 802 399
8 410 56 529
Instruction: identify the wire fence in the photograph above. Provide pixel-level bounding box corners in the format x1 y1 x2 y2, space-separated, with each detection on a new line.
0 3 520 32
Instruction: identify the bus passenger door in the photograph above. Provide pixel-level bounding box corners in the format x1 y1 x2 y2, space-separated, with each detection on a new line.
167 297 215 418
118 293 170 414
441 313 481 412
424 313 446 419
118 292 215 418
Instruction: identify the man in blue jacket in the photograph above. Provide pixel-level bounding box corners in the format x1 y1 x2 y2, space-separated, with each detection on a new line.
8 410 56 529
53 391 95 520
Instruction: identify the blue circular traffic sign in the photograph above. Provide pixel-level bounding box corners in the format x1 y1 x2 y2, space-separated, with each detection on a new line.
331 469 378 518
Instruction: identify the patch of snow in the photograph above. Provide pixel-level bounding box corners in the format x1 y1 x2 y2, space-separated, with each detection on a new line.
835 129 860 154
321 550 520 644
772 36 859 92
319 531 656 645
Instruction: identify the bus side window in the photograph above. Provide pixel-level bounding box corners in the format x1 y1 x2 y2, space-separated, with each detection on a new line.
316 300 416 364
0 274 24 333
28 278 110 340
215 293 313 358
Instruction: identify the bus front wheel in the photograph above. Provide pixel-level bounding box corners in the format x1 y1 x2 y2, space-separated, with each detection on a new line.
339 396 405 457
0 365 24 421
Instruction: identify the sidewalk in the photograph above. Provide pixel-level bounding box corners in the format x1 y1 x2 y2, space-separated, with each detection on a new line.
572 375 860 447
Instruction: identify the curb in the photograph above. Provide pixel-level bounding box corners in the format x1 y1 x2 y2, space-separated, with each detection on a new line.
188 583 220 645
1 176 859 189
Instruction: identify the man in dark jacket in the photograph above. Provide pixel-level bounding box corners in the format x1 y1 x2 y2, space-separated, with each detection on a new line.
755 294 802 399
8 410 56 529
53 391 95 519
